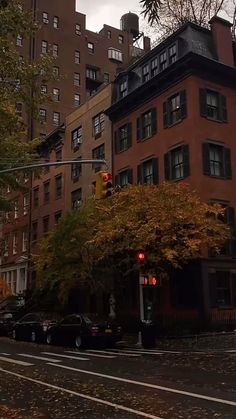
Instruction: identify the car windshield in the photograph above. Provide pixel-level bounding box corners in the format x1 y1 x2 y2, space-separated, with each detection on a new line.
83 313 107 324
39 312 61 321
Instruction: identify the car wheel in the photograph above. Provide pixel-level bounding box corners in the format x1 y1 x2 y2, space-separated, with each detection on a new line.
75 335 82 349
31 331 36 343
46 333 52 345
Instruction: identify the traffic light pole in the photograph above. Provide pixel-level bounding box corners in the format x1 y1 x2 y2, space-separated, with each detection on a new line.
137 273 145 347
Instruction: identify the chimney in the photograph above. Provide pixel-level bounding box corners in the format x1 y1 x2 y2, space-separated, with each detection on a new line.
209 16 234 67
143 36 151 52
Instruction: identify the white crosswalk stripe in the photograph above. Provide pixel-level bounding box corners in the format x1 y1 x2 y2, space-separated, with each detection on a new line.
65 351 116 359
112 349 164 355
0 355 33 366
42 352 89 361
86 349 141 357
18 353 62 363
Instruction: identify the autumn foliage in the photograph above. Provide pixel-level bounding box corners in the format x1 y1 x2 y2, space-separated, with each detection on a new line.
35 183 229 303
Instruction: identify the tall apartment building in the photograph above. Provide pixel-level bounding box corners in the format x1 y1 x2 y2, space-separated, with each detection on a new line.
105 17 236 329
0 0 150 295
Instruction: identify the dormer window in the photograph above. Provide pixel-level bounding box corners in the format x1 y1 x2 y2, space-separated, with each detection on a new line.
142 64 150 82
151 57 158 77
119 79 128 98
169 44 177 64
160 51 167 71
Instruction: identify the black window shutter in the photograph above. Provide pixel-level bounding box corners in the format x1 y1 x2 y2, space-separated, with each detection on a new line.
199 89 207 117
182 144 190 178
219 94 227 122
202 143 210 176
127 168 133 184
114 130 119 154
127 123 132 148
231 273 236 307
180 90 187 119
151 108 157 135
163 101 168 128
114 174 119 186
209 272 217 308
226 206 235 226
223 147 232 179
164 152 171 180
137 164 143 184
152 157 159 184
137 117 142 142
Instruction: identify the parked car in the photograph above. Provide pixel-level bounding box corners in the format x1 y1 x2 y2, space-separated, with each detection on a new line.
46 313 123 348
0 311 16 336
12 312 61 343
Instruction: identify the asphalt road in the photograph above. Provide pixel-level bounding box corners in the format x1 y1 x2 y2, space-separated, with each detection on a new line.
0 337 236 418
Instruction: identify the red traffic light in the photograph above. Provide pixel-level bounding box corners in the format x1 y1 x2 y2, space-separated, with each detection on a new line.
144 276 148 285
137 251 145 262
102 173 112 182
152 277 157 286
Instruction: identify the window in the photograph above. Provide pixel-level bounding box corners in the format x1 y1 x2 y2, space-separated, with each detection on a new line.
55 211 62 224
74 94 80 107
75 50 80 64
169 44 177 64
108 48 123 62
53 16 59 28
39 108 46 122
104 73 109 84
71 162 82 181
92 144 105 172
88 42 94 53
163 91 187 127
71 189 82 209
53 66 59 76
33 187 39 207
23 194 29 215
52 88 60 101
3 235 9 257
86 67 97 80
32 221 38 242
14 200 19 219
71 126 82 150
41 40 48 54
41 85 47 95
43 216 49 234
116 169 133 187
137 109 157 141
115 123 132 153
137 158 158 185
202 143 231 179
55 148 62 161
52 44 58 57
13 233 18 255
22 230 28 252
199 89 227 122
92 112 105 137
119 79 128 98
151 57 158 77
53 111 60 125
107 30 111 39
16 35 23 47
16 102 22 117
55 175 62 198
160 51 167 71
209 271 235 308
75 23 81 35
42 12 49 24
44 181 50 204
142 64 150 83
118 34 124 44
164 145 190 181
74 73 80 86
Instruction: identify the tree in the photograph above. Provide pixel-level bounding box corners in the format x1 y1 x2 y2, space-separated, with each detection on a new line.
140 0 236 39
0 1 56 211
35 183 229 304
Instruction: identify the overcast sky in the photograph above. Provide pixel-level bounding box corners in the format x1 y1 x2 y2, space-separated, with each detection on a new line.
76 0 143 32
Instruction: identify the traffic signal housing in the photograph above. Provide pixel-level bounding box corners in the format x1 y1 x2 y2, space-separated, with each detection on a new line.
95 171 113 199
141 274 160 287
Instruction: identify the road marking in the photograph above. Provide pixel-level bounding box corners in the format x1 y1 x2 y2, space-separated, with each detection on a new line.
0 356 33 366
18 353 62 363
49 363 236 407
42 352 89 361
0 368 163 419
87 349 141 357
128 348 181 354
0 353 10 356
225 350 236 353
110 349 164 356
65 351 116 359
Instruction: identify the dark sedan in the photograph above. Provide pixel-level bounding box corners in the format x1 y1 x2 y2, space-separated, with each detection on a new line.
46 314 123 348
0 312 16 336
12 312 61 343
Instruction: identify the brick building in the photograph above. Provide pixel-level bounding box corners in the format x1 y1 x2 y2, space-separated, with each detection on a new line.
106 17 236 329
0 0 149 295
